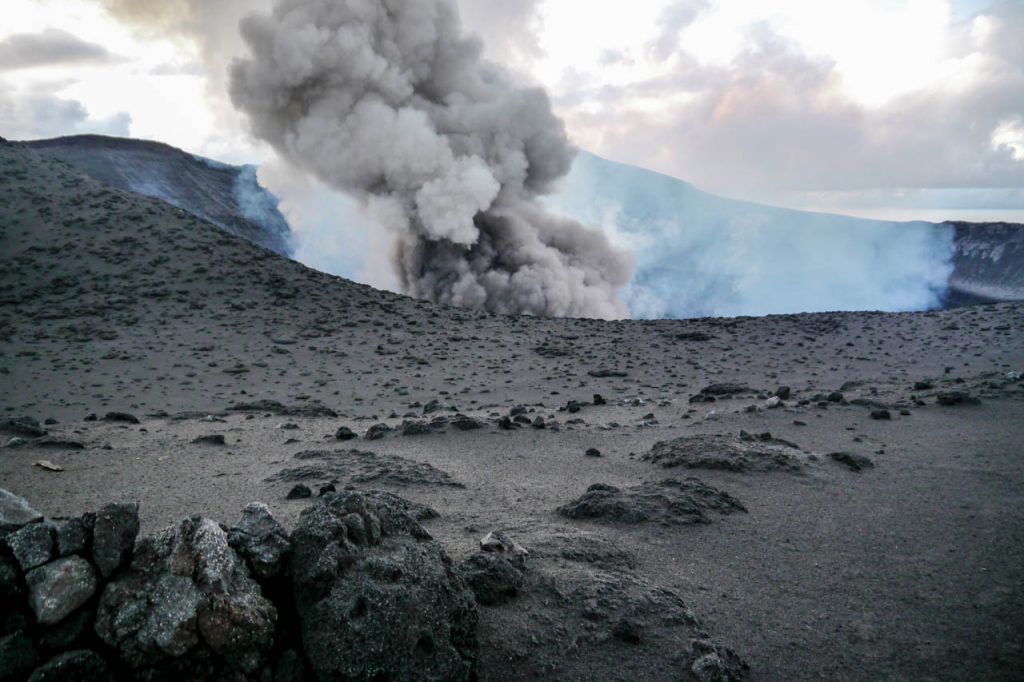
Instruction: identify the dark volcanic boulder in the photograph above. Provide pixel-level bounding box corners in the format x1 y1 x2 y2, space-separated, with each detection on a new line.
95 515 277 679
459 552 526 606
290 491 478 681
25 557 98 625
91 502 139 579
27 649 112 682
0 488 43 538
6 523 54 572
0 631 37 681
227 503 291 580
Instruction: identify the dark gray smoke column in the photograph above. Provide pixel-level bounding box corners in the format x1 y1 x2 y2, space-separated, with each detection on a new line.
229 0 633 319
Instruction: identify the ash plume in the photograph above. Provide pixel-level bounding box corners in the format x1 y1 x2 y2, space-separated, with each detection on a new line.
228 0 632 319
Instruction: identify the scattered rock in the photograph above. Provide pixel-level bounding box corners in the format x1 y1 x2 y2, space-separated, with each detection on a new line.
290 491 478 681
936 391 981 406
585 448 602 458
334 426 357 441
25 556 98 626
557 479 746 526
286 484 312 500
774 386 792 400
588 369 628 378
0 417 46 438
592 394 607 406
365 423 393 440
450 414 484 431
870 410 892 421
102 412 139 425
91 503 139 579
227 503 291 580
829 452 875 472
191 434 226 446
702 383 751 396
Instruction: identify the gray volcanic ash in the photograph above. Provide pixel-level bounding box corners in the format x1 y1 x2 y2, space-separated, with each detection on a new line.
228 0 632 319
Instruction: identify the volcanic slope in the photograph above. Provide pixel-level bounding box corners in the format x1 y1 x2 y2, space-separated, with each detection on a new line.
2 141 1024 681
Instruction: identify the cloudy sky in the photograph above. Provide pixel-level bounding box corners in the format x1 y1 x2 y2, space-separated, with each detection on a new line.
1 0 1022 221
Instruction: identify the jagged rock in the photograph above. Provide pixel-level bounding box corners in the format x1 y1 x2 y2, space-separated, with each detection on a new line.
269 449 463 489
689 637 750 681
829 452 875 472
91 503 139 579
592 394 607 406
56 517 92 558
0 489 43 538
0 417 46 438
557 479 746 526
27 650 112 682
364 423 393 441
95 515 277 679
334 426 357 441
0 631 37 681
25 557 98 626
227 503 291 580
450 414 484 431
936 391 981 406
290 491 478 681
702 383 751 396
774 386 792 400
6 524 54 572
102 412 140 425
286 485 312 500
36 609 92 655
480 531 528 556
459 553 525 606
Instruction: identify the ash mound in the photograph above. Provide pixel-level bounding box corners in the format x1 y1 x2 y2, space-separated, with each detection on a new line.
558 479 746 526
643 432 810 473
23 135 292 256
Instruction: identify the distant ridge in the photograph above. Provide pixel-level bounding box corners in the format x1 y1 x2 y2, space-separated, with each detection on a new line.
23 134 293 257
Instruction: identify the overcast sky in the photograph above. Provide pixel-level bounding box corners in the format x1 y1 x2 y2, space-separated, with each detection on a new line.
1 0 1022 221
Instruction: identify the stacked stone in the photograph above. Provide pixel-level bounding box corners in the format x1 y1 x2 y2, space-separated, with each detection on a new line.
0 487 480 682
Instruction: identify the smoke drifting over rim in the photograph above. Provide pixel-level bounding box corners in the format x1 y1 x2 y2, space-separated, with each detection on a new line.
228 0 632 319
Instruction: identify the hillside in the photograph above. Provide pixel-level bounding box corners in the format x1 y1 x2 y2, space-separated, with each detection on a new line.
1 140 1023 681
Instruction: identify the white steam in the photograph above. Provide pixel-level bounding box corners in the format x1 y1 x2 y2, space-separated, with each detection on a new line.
228 0 632 319
546 152 955 319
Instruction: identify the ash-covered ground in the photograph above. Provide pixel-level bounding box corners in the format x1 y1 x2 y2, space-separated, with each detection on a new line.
2 142 1023 680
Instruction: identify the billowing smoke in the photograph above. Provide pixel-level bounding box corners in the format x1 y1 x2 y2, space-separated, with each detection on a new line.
228 0 632 319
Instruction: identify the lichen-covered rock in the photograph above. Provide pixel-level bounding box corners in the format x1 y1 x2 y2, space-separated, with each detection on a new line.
290 491 478 681
95 516 277 679
227 503 291 580
0 489 43 538
27 649 112 682
6 523 54 572
91 503 139 579
25 556 97 626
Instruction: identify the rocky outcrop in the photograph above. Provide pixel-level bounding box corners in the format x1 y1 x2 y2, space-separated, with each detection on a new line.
0 487 480 682
290 491 478 681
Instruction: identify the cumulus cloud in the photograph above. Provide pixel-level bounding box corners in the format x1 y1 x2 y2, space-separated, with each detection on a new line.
229 0 632 319
556 3 1024 202
0 83 131 140
0 28 116 71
